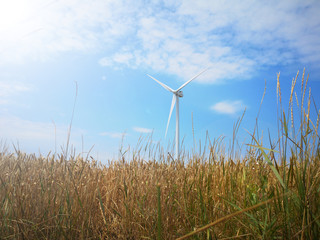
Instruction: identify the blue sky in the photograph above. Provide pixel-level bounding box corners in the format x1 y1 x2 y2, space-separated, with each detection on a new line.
0 0 320 162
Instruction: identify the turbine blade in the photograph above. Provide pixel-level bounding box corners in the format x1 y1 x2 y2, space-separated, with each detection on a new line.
176 68 209 91
165 94 176 138
147 74 174 93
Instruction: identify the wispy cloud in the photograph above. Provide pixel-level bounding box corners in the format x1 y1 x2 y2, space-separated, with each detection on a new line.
99 58 112 67
0 81 31 97
1 0 319 82
99 131 127 139
98 0 320 83
0 81 32 105
0 114 85 152
133 127 153 134
0 0 140 64
211 100 246 115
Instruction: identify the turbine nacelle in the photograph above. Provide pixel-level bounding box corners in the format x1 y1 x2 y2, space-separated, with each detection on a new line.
176 90 183 98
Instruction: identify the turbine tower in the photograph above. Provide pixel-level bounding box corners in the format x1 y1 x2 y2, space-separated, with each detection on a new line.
148 68 208 160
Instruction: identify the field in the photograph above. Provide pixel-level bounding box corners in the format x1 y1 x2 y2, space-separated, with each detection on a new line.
1 70 319 239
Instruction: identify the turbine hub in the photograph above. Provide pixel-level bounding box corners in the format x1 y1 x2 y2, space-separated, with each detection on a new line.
177 90 183 98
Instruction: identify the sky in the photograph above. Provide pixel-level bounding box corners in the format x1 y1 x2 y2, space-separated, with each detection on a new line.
0 0 320 163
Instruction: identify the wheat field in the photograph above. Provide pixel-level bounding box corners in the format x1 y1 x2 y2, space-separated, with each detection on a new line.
1 70 319 239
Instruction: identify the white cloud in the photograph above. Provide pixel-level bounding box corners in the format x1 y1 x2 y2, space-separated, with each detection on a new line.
98 1 320 83
99 52 134 67
0 81 31 97
0 0 141 64
0 81 32 105
99 131 127 139
211 100 246 115
1 0 319 82
114 52 134 65
99 57 112 67
133 127 153 134
0 114 85 153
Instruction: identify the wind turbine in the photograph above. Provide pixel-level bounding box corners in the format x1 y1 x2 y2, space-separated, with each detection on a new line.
148 68 208 160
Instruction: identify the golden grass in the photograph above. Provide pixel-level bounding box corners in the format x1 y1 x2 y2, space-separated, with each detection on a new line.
0 70 319 239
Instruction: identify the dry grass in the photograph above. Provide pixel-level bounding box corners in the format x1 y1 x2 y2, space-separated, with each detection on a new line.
1 70 319 239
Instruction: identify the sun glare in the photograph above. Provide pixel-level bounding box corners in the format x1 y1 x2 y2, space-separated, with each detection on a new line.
0 1 32 34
